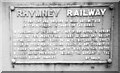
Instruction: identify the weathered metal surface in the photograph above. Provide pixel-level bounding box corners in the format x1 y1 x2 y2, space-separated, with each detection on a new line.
10 3 113 64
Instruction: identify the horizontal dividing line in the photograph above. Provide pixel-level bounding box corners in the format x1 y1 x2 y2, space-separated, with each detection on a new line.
14 61 108 64
14 5 110 8
10 4 112 9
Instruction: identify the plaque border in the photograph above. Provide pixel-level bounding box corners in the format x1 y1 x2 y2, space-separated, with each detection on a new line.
9 3 114 64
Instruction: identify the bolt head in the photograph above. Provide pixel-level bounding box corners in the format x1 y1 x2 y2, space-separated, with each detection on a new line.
12 59 16 63
10 6 15 11
109 4 114 10
107 59 112 63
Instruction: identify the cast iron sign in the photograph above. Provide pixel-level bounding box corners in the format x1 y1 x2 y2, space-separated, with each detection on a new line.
10 3 114 64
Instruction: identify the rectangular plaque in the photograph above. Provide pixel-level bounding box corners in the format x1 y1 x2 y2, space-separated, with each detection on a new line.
10 4 113 64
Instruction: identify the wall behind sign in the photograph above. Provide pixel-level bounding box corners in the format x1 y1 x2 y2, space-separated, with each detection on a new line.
1 0 119 71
